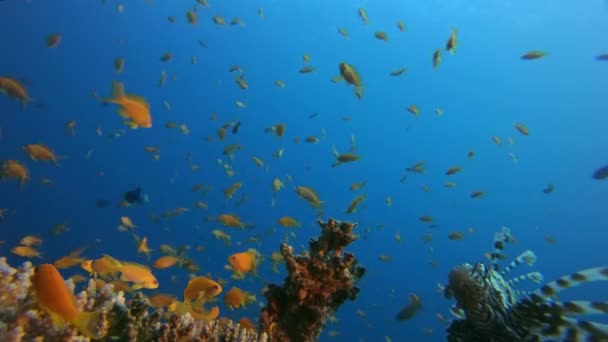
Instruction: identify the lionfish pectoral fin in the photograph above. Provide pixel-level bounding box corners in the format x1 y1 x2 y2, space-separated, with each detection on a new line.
531 266 608 301
541 317 608 341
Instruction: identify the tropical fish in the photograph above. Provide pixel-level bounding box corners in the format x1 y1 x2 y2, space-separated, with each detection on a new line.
294 185 323 208
23 144 61 165
227 249 262 279
346 194 366 214
592 165 608 180
445 166 462 176
375 31 388 41
332 147 360 167
390 67 407 76
223 287 256 309
338 27 350 39
596 54 608 61
33 264 103 338
0 77 32 107
278 216 301 228
94 82 152 129
0 160 29 186
521 50 548 60
443 228 608 341
46 33 62 48
433 49 442 69
396 293 423 321
119 262 159 290
445 28 458 54
114 57 125 72
397 20 406 32
358 7 369 25
514 123 529 136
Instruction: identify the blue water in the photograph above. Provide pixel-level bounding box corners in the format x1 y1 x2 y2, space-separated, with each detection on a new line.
1 0 607 340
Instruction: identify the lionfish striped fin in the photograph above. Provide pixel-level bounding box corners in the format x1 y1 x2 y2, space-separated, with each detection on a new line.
531 267 608 300
490 226 513 271
507 271 543 288
540 317 608 341
501 250 537 276
548 300 608 316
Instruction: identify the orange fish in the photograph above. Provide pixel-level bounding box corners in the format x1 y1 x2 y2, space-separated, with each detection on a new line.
183 276 223 303
152 255 179 269
168 276 222 321
54 255 84 269
11 245 42 258
227 249 261 279
95 81 152 129
278 216 301 228
0 77 32 107
1 160 29 186
89 254 123 277
217 214 247 228
33 264 103 339
149 294 177 308
23 144 61 165
119 262 158 290
238 317 257 331
223 287 256 309
20 235 43 246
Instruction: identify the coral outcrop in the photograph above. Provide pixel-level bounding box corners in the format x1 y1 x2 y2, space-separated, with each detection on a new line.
0 257 265 342
259 218 365 342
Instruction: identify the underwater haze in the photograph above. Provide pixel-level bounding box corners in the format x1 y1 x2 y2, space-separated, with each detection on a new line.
1 0 607 341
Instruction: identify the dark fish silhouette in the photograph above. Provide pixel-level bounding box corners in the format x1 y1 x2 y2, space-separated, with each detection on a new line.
232 121 241 134
123 187 143 204
592 165 608 180
396 293 422 321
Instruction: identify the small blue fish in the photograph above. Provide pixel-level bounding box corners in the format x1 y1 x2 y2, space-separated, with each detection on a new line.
592 165 608 180
596 54 608 61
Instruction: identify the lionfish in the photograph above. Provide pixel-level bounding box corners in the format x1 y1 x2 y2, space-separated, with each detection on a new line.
442 227 608 341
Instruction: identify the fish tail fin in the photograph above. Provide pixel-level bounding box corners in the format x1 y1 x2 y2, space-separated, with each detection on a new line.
124 121 139 129
72 310 103 339
54 155 69 167
332 146 339 158
91 90 104 103
18 177 28 190
110 81 127 101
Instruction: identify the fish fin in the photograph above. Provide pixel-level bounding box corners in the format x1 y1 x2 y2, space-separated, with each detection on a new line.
110 82 127 101
131 284 143 291
125 94 150 109
72 310 103 339
53 155 68 167
117 108 130 118
124 121 139 129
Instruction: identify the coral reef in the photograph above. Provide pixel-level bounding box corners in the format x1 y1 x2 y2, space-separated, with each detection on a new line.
0 257 266 342
259 218 366 342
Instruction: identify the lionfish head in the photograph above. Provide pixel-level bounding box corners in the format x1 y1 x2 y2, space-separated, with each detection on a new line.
446 263 487 312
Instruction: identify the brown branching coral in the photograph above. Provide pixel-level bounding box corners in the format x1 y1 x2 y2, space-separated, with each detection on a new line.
259 218 366 342
0 257 266 342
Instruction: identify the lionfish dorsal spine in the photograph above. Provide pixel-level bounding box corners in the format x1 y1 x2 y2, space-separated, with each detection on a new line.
490 226 512 271
501 250 537 276
507 271 543 288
